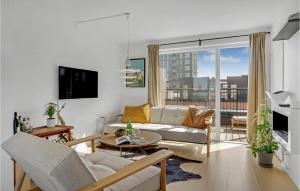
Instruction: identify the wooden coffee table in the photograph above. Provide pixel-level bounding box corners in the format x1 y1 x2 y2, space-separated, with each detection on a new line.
100 131 162 158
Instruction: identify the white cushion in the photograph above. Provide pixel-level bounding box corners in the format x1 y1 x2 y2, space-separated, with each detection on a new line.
105 123 207 143
82 151 161 191
2 132 96 191
160 108 187 125
150 107 163 124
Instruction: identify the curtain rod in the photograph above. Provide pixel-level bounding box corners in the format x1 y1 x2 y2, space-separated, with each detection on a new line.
159 32 270 46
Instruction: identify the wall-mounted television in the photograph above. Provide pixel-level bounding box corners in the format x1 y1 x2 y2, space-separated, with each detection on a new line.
59 66 98 99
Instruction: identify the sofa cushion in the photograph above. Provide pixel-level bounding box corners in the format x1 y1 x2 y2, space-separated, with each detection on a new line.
104 123 207 144
150 107 163 124
160 108 187 125
82 151 160 191
121 103 150 124
183 106 214 129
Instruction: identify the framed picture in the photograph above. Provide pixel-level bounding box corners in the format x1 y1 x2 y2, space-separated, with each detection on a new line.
126 58 146 87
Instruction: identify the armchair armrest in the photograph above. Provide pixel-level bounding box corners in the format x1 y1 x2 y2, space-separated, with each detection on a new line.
65 134 101 153
78 149 173 191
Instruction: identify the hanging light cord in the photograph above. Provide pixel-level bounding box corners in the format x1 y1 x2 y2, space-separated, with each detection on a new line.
126 13 131 66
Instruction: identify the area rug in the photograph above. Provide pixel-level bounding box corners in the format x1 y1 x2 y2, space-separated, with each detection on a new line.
96 145 202 184
155 156 202 184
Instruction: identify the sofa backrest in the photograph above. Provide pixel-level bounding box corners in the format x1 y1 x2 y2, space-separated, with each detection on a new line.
150 107 188 125
2 132 96 191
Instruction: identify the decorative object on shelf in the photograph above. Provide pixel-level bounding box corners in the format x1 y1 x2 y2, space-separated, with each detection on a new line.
114 129 127 137
250 105 279 168
13 112 18 134
57 102 66 125
126 58 146 87
15 115 32 133
44 102 57 127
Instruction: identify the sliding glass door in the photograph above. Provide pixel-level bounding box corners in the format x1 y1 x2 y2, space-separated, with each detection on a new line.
160 44 249 142
160 50 216 129
220 47 249 142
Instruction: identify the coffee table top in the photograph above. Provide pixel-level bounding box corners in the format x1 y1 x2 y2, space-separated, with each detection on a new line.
100 131 162 148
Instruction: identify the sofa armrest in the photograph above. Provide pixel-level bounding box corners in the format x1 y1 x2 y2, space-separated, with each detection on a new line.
78 149 173 191
99 114 123 135
99 114 123 119
65 134 101 153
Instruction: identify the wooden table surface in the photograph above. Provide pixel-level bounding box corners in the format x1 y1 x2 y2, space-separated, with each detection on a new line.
30 125 73 138
101 131 162 148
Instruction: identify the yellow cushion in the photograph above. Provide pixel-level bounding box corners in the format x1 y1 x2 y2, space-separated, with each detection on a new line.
121 103 150 123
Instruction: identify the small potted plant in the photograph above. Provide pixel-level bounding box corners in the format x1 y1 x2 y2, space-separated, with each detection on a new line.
250 105 279 168
44 102 57 127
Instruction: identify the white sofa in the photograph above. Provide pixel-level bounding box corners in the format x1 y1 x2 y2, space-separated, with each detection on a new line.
102 107 212 157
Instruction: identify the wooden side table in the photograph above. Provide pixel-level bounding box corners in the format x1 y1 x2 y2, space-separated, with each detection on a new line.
14 125 74 190
30 125 73 141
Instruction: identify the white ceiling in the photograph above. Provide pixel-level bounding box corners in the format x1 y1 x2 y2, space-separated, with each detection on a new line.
74 0 298 43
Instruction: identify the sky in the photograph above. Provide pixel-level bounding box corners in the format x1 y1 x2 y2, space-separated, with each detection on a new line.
197 47 249 79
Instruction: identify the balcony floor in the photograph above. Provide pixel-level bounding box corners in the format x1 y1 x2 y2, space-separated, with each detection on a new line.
211 127 247 143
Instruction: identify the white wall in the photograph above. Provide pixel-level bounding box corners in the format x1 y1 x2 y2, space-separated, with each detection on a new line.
1 1 125 190
270 1 300 188
0 0 2 189
271 31 300 101
120 42 149 108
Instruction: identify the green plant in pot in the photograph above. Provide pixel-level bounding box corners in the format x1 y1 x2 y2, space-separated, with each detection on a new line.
44 102 57 127
250 105 279 168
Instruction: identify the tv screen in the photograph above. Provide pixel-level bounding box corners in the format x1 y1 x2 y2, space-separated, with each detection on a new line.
59 66 98 99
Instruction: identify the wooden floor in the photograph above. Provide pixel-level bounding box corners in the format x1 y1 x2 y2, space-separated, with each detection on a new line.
167 143 299 191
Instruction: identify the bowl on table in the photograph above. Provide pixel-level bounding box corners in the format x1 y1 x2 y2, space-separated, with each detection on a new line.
114 129 127 137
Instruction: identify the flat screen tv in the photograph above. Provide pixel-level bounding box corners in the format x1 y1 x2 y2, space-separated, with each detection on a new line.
59 66 98 99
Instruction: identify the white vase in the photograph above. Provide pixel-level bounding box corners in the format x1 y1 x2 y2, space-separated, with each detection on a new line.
47 118 56 127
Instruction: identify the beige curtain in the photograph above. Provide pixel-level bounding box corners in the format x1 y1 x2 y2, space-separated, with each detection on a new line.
247 32 266 142
148 44 164 107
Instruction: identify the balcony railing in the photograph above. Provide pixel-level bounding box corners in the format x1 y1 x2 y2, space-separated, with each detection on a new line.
164 88 248 126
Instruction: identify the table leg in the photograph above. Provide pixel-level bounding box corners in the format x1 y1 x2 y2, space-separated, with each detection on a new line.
67 129 72 141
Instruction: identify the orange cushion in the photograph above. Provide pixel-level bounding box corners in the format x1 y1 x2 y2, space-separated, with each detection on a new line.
182 106 199 127
121 103 150 123
183 106 214 129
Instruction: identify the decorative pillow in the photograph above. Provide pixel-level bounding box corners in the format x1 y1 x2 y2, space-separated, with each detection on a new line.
121 103 150 123
183 106 214 129
182 106 198 127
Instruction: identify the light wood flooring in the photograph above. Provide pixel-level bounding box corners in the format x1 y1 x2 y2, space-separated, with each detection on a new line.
79 137 299 191
168 142 299 191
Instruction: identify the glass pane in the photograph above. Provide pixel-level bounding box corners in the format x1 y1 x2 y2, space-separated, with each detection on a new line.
220 47 249 142
160 50 216 109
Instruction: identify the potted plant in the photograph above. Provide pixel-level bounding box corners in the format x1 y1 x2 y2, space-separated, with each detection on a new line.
250 105 279 168
44 102 57 127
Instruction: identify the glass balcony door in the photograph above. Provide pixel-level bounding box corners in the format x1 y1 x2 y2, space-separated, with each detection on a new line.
220 47 249 142
160 44 249 142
